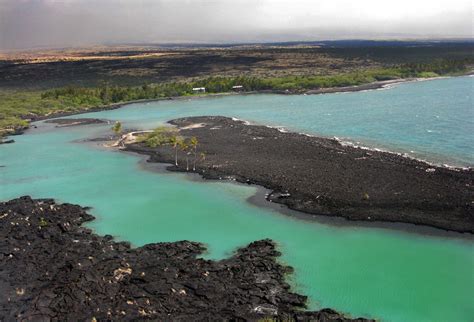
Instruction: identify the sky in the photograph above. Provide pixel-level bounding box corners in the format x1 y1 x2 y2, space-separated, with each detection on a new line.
0 0 472 50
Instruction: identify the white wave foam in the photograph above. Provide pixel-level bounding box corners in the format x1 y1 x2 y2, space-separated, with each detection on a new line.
231 117 251 125
335 138 470 171
229 117 471 171
262 123 290 133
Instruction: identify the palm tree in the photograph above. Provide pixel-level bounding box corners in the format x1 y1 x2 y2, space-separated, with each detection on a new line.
189 137 198 171
169 135 183 166
179 140 190 171
199 152 206 169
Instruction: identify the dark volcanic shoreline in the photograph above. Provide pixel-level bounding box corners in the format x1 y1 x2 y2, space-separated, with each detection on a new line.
0 196 370 321
44 117 108 127
125 116 474 233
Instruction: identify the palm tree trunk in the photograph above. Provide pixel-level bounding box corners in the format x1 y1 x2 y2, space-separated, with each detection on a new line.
174 146 178 166
193 147 197 171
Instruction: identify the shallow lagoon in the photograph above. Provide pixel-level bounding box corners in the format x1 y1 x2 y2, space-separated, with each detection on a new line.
1 77 473 321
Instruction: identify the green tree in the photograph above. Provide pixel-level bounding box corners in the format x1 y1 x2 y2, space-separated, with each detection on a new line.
179 139 190 171
112 121 122 135
99 85 111 104
145 135 162 148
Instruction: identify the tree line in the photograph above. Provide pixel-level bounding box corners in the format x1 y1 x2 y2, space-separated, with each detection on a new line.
40 58 471 106
2 57 470 137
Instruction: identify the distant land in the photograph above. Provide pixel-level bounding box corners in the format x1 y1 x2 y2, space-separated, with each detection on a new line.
122 39 474 49
2 39 474 53
1 39 473 136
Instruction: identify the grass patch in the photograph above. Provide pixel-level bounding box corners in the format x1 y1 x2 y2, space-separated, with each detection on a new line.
0 89 104 136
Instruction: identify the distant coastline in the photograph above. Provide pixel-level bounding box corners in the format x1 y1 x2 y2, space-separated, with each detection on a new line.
28 73 472 123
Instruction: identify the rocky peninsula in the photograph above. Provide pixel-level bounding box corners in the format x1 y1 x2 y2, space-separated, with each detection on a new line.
0 196 370 321
45 118 107 127
125 116 474 233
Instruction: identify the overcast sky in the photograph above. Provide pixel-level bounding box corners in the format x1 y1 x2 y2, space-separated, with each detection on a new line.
0 0 472 50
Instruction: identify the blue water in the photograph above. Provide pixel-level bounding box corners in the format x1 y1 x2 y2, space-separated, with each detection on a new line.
1 76 473 321
75 76 473 166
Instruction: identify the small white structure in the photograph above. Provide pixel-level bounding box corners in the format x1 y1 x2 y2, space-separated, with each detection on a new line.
232 85 243 91
192 87 206 93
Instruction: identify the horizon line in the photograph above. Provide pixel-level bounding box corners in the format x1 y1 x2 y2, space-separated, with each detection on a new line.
2 37 474 53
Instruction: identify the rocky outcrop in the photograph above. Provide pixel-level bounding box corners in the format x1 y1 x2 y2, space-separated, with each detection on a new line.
0 196 370 321
125 116 474 233
0 139 14 144
44 118 107 127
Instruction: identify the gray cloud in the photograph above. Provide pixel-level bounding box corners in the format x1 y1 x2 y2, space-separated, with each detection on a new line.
0 0 472 50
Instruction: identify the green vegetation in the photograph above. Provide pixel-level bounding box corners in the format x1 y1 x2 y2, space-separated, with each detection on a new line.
37 59 473 100
39 217 48 228
179 139 191 171
139 126 178 148
0 90 103 136
257 318 294 322
137 127 200 170
0 59 470 136
0 116 29 135
255 59 468 90
112 121 122 135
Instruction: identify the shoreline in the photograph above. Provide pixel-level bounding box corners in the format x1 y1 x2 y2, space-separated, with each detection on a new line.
124 116 474 234
17 74 469 129
233 117 473 171
129 153 473 240
246 181 474 240
5 74 471 167
0 196 371 321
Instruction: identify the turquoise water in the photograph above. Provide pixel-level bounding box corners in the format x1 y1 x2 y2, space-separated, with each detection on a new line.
1 76 473 321
77 75 473 167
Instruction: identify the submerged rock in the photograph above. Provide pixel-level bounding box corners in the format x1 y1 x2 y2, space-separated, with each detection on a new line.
45 118 107 127
0 196 370 321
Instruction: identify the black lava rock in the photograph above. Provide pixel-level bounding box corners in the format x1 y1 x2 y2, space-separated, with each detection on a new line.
125 116 474 233
0 196 370 321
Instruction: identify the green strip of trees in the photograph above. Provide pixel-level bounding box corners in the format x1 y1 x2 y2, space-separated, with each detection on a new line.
1 59 470 136
40 59 470 105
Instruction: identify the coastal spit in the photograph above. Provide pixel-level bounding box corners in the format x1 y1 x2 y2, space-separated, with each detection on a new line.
126 116 474 233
